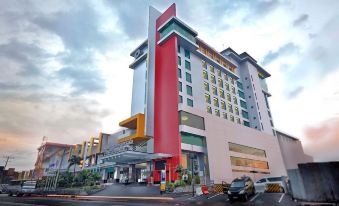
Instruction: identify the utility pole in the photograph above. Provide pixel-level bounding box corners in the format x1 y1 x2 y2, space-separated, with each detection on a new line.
3 155 15 170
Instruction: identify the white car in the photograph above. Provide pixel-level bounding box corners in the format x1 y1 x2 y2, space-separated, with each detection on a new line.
254 176 287 193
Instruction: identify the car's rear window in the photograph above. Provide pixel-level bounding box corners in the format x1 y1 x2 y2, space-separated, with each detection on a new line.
267 177 282 182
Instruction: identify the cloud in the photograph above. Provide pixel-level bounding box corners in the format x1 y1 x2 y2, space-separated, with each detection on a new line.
287 86 304 99
261 42 299 65
293 14 309 27
303 117 339 161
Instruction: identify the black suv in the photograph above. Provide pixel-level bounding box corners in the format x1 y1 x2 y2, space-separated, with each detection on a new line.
227 176 255 201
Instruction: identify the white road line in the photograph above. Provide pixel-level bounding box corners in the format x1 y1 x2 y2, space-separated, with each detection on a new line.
207 193 222 199
250 193 260 202
278 193 285 203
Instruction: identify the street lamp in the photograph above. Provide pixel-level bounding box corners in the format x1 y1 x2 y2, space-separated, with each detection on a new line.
189 153 197 197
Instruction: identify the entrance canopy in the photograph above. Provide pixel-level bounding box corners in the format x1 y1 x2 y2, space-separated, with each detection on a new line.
101 151 172 165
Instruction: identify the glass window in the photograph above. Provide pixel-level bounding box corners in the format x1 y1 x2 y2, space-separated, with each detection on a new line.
202 60 207 69
179 95 183 103
212 86 218 95
213 97 219 107
181 132 205 147
223 112 227 119
228 103 233 113
207 106 212 114
205 93 211 104
178 68 181 78
187 98 193 107
215 109 220 117
186 85 193 96
217 69 221 77
209 65 214 73
224 73 228 81
227 93 231 102
177 45 180 53
230 115 234 122
240 100 247 109
233 96 238 104
221 100 226 110
230 77 234 84
229 142 267 157
239 90 245 99
237 81 243 90
211 74 216 84
185 60 191 70
186 72 192 83
179 111 205 130
230 156 269 169
225 83 230 91
242 110 249 119
219 89 225 98
184 49 190 59
179 81 182 92
203 70 208 80
218 78 223 88
236 117 241 124
232 86 236 94
204 82 209 91
178 56 181 66
244 121 250 127
235 107 239 115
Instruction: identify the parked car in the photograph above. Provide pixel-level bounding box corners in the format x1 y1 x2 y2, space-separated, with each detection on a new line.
6 180 37 196
254 176 287 193
227 176 255 202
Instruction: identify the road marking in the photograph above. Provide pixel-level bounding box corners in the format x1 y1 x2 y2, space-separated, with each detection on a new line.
250 193 260 202
207 193 222 199
47 194 174 201
278 193 285 203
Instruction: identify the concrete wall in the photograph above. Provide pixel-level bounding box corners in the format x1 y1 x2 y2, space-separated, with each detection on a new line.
181 105 287 184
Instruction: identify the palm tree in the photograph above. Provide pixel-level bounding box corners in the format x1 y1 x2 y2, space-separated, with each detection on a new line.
67 155 82 176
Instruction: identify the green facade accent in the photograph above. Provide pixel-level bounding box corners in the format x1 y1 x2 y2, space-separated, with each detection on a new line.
180 132 205 147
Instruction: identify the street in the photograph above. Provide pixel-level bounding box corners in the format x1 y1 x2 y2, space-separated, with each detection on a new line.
0 192 298 206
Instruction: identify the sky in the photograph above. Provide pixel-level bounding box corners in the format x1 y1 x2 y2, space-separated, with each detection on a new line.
0 0 338 170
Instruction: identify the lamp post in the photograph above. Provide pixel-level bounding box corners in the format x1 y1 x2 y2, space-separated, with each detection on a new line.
189 153 197 197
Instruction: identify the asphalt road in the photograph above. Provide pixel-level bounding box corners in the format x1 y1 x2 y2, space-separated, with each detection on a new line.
0 192 297 206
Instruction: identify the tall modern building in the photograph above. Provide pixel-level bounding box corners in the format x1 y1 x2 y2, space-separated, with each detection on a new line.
60 3 312 184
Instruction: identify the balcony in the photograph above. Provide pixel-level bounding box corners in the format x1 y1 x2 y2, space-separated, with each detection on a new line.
260 78 271 97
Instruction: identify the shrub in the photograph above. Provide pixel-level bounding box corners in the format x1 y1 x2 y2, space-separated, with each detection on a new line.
194 175 200 185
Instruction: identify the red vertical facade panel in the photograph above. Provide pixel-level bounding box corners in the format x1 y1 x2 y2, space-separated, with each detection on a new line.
153 4 180 182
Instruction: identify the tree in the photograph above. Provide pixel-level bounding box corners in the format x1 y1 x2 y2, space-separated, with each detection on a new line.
67 155 82 176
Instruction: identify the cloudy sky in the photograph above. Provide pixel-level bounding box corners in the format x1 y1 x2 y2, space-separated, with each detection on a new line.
0 0 338 170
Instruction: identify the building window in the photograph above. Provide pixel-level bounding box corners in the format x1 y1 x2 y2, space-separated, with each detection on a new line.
238 90 245 99
227 93 231 102
223 112 228 119
209 65 214 73
178 56 181 66
202 60 207 69
225 83 230 91
224 73 228 81
213 97 219 107
207 106 212 114
205 93 211 104
235 107 239 115
229 143 267 158
232 86 236 94
270 120 274 127
204 82 209 91
177 45 180 53
228 103 233 113
179 95 183 103
237 81 243 90
187 98 193 107
244 121 250 127
240 100 247 109
233 96 238 104
242 110 249 119
236 117 241 124
217 69 221 77
230 156 269 169
221 100 226 110
185 60 191 70
186 72 192 83
211 74 216 84
218 78 223 88
179 81 182 92
181 132 205 147
230 115 234 122
203 70 208 80
219 89 225 99
179 111 205 130
178 68 182 78
186 85 193 96
184 49 190 59
215 109 220 117
212 86 218 95
230 77 234 85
